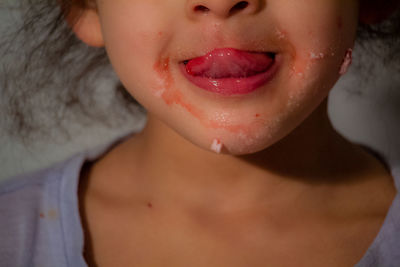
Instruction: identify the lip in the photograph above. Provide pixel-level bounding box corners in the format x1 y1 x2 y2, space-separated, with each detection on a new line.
179 48 279 96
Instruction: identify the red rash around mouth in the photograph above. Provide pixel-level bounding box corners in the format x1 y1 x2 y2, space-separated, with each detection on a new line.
153 57 261 135
153 57 203 119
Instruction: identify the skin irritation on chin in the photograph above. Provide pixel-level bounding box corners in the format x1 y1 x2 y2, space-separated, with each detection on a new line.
153 57 260 133
153 57 264 153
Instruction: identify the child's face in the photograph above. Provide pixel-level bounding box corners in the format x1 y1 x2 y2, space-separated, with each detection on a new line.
93 0 359 155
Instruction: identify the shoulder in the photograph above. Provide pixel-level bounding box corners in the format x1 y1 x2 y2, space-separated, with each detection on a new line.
0 134 129 266
0 153 85 205
356 194 400 267
356 166 400 267
0 157 72 215
0 154 85 267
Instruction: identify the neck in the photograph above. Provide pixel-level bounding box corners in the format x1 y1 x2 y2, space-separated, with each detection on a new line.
114 99 371 213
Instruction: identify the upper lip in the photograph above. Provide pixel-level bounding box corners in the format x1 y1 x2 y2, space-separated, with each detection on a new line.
179 47 279 64
181 49 276 65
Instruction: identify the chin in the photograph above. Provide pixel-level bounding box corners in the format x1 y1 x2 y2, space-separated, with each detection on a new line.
194 128 282 156
221 137 276 156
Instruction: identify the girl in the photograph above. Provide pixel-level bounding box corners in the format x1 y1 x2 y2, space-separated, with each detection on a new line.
1 0 400 266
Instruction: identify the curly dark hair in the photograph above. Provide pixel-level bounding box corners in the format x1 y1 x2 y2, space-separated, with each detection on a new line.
0 0 399 141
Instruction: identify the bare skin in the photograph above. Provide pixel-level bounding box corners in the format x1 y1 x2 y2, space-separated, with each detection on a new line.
78 99 396 267
67 1 399 266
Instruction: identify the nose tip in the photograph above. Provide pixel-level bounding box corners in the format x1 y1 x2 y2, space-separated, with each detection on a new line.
186 0 261 19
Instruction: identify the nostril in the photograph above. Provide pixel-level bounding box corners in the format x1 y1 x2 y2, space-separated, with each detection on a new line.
194 5 210 13
229 1 249 15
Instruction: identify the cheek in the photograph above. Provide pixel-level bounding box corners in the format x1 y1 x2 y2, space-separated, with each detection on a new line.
275 13 356 106
265 7 358 140
98 5 175 104
274 1 357 80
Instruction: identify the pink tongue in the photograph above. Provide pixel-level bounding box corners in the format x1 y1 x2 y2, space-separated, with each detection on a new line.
185 48 274 78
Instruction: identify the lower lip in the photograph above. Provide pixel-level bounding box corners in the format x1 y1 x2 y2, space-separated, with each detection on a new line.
179 55 280 96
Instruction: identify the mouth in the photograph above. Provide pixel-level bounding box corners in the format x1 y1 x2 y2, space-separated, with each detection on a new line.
179 48 279 96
